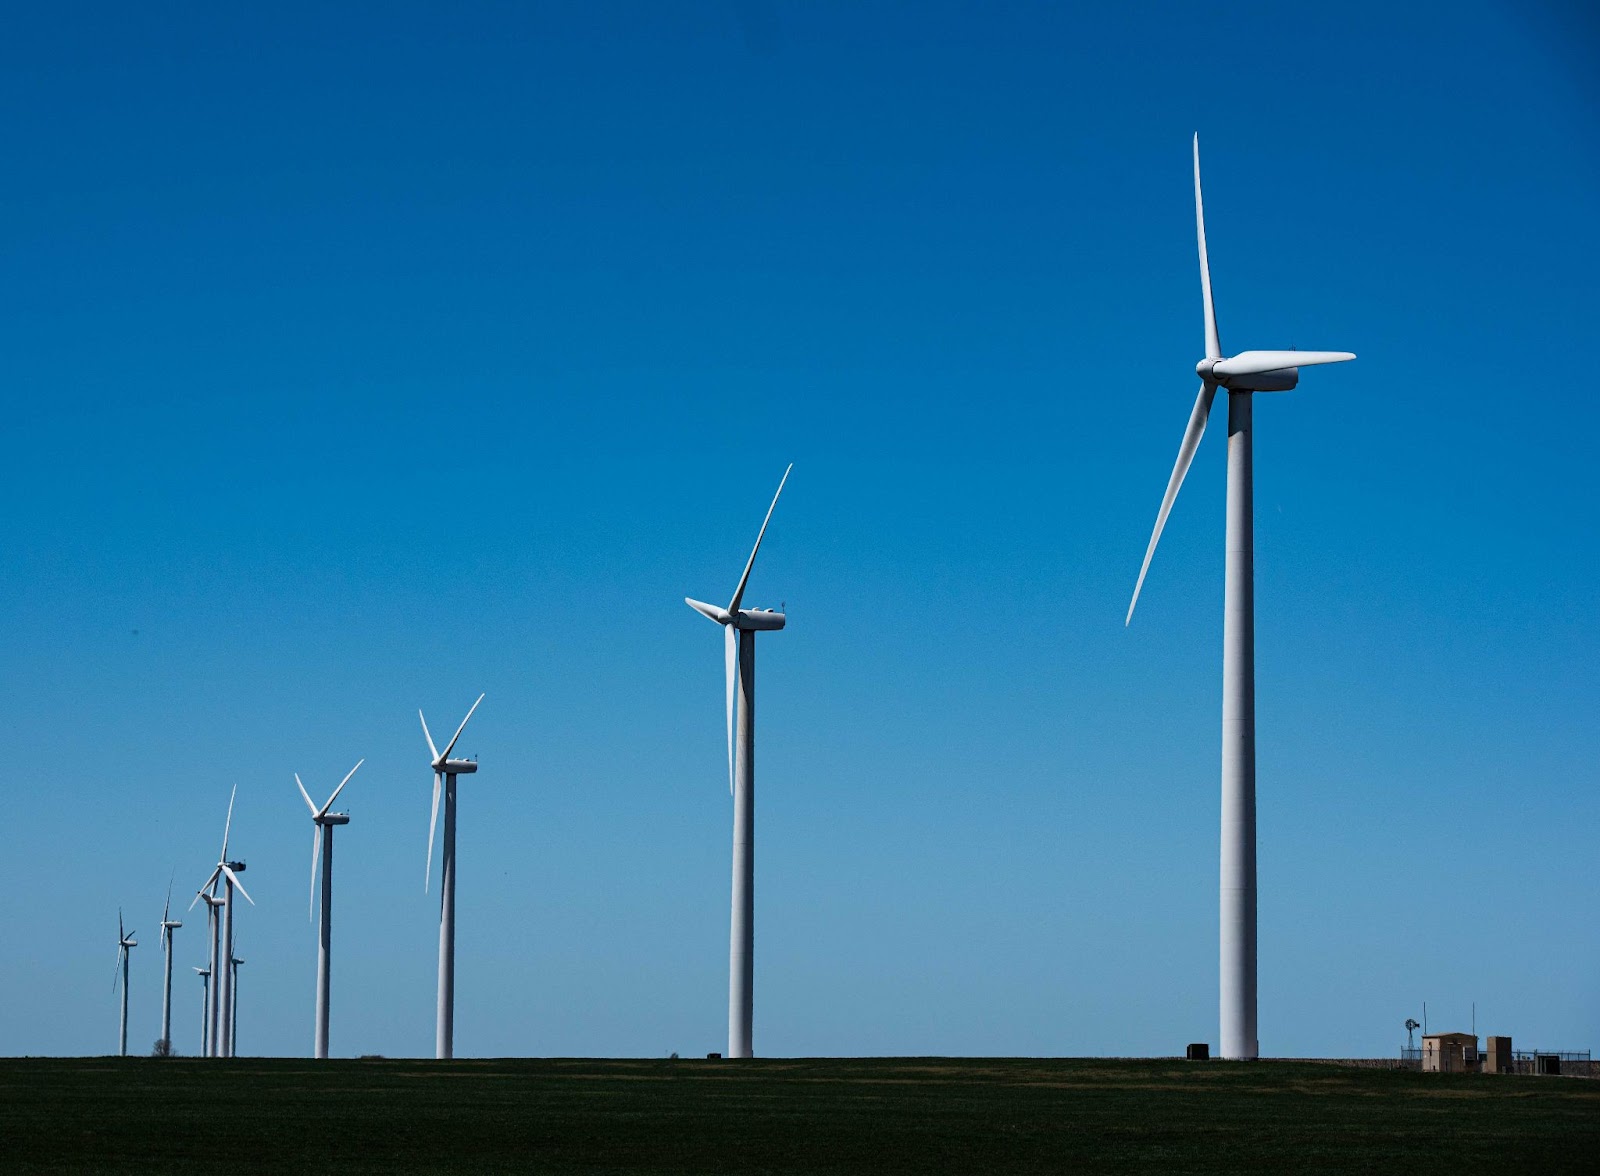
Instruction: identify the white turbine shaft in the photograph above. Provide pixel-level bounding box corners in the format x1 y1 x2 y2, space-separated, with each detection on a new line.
119 947 130 1057
1221 390 1258 1060
206 901 221 1057
314 822 334 1059
232 957 242 1055
728 628 756 1059
161 929 176 1054
196 969 210 1056
219 883 235 1058
437 772 457 1060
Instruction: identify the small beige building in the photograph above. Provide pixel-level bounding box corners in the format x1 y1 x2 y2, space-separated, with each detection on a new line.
1484 1036 1513 1073
1422 1032 1479 1073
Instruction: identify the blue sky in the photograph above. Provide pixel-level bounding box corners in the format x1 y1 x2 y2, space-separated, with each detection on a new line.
0 1 1595 1059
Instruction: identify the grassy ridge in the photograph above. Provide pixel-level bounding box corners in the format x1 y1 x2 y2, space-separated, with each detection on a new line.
1 1056 1595 1173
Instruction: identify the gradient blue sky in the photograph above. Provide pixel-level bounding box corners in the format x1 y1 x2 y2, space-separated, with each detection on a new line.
1 1 1595 1060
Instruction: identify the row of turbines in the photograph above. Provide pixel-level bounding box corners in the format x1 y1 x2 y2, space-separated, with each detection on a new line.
115 694 486 1060
112 137 1352 1062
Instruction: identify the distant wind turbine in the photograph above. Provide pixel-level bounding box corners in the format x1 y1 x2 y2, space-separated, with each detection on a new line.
685 464 791 1060
296 758 362 1059
420 693 484 1060
190 786 253 1058
1126 136 1354 1059
114 910 137 1057
158 880 182 1055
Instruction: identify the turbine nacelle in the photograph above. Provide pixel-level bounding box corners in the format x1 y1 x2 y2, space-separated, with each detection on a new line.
314 812 352 825
684 599 787 631
1197 350 1355 393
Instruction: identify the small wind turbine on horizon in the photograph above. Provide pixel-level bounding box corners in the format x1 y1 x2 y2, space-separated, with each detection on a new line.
158 881 182 1056
114 910 137 1057
297 758 363 1059
1126 135 1354 1060
420 693 484 1060
190 786 253 1058
685 463 791 1060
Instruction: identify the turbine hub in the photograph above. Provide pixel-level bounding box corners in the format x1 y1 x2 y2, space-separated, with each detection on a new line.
1196 357 1219 379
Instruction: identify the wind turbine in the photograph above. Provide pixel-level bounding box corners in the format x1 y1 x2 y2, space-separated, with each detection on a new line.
685 463 791 1060
190 786 252 1058
158 880 182 1055
296 758 362 1059
194 967 210 1056
1126 136 1354 1060
420 693 484 1060
114 910 137 1057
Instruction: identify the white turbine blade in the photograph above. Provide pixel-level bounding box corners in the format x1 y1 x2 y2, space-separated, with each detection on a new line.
685 597 731 624
439 693 484 762
188 870 220 912
163 878 172 925
308 826 321 923
220 784 237 862
319 758 363 817
419 709 440 763
1195 134 1222 361
724 623 738 796
425 772 441 892
1127 381 1218 625
726 463 792 616
119 908 125 941
222 865 254 906
295 774 317 817
1212 350 1356 377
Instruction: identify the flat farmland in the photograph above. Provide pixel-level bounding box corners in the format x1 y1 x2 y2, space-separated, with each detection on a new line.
1 1056 1594 1173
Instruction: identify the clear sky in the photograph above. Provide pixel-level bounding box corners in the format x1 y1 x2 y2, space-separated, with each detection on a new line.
1 1 1595 1060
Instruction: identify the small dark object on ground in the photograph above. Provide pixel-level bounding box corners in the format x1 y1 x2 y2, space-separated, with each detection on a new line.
150 1039 176 1059
1187 1043 1210 1061
706 1051 722 1059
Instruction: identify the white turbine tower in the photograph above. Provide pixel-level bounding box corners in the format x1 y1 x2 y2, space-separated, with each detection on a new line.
1127 136 1354 1060
685 463 791 1060
420 693 484 1060
190 786 253 1058
114 910 137 1057
297 758 362 1059
230 953 244 1056
158 881 182 1055
193 967 210 1056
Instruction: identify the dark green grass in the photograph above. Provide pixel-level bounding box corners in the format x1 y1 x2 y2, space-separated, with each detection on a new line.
1 1056 1594 1174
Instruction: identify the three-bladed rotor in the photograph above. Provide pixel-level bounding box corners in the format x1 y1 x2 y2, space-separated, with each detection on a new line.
420 694 484 891
1126 135 1354 624
159 878 182 944
114 909 137 990
685 464 792 795
296 759 363 920
189 785 255 912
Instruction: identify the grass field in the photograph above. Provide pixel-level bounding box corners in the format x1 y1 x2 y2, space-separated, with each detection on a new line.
2 1056 1595 1173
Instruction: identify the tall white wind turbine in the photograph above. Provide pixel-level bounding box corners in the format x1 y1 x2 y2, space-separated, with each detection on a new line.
420 693 484 1060
297 758 362 1059
158 881 182 1055
685 463 791 1060
190 786 253 1058
1127 136 1354 1059
114 910 137 1057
